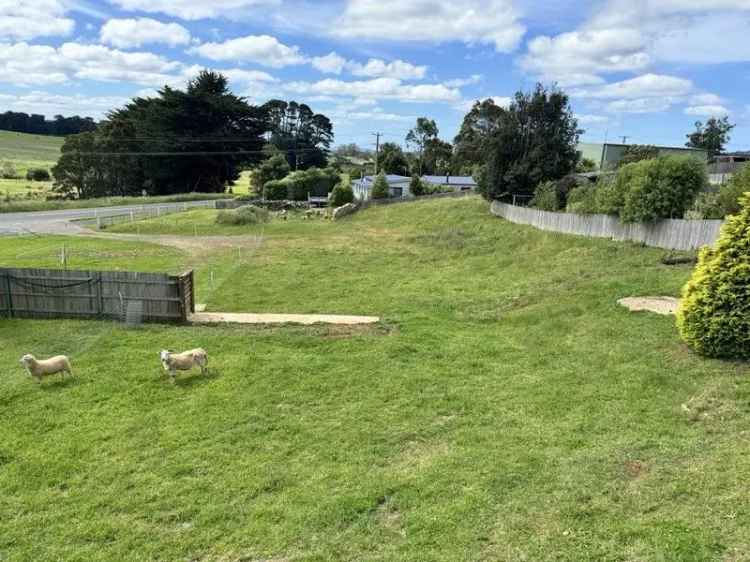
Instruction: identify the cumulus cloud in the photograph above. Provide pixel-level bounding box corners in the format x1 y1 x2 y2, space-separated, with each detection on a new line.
107 0 280 20
520 0 750 87
454 95 511 113
684 105 731 117
311 52 427 80
0 91 130 119
100 18 191 48
333 0 525 53
576 114 610 124
0 0 74 41
189 35 307 68
573 74 693 100
286 77 461 103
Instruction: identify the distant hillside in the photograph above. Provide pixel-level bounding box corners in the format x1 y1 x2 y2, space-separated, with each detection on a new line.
0 130 63 163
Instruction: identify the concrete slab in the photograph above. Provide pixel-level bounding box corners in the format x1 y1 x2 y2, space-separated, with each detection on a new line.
189 311 380 326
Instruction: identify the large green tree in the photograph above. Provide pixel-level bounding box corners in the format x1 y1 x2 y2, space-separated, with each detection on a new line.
377 142 410 176
53 71 269 197
452 98 506 173
262 100 333 170
686 116 734 158
480 84 581 202
405 117 438 175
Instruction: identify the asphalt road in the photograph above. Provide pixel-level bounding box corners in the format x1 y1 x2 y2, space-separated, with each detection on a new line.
0 200 224 235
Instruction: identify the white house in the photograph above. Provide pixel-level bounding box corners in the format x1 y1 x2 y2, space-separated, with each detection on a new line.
353 174 478 201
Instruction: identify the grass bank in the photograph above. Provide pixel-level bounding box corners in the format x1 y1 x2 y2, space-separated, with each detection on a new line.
0 192 231 214
0 196 747 561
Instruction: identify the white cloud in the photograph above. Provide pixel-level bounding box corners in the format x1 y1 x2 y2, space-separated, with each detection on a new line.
574 74 693 100
454 95 511 113
606 98 674 113
348 58 427 80
311 52 347 75
445 75 483 88
690 93 725 106
100 18 191 49
576 114 609 125
520 0 750 86
0 0 74 41
286 77 461 103
0 41 186 87
311 52 427 80
107 0 280 20
0 91 130 119
685 105 731 117
520 28 649 86
334 0 525 53
189 35 307 68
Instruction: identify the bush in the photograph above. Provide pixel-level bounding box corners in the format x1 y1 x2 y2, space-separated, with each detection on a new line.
25 168 51 181
284 167 340 201
530 181 560 211
215 205 269 226
329 180 354 207
677 193 750 359
1 161 18 179
409 175 425 197
565 184 598 214
718 165 750 216
594 174 627 216
685 192 724 220
263 179 288 200
619 156 706 223
371 173 390 199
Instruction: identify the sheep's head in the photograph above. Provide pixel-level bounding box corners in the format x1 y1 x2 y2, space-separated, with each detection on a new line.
20 354 34 366
159 350 171 362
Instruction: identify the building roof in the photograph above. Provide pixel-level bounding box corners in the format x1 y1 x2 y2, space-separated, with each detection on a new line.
357 174 410 184
421 175 477 186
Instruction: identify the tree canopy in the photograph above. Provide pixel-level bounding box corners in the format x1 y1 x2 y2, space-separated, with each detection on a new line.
479 84 581 202
686 116 734 158
262 99 333 170
453 98 506 174
0 111 97 136
377 142 410 176
405 117 438 176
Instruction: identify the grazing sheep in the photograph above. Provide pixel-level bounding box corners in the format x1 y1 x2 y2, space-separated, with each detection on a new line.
20 354 73 383
159 348 209 382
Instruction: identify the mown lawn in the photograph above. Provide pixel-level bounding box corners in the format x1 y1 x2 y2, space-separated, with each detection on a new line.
1 196 748 561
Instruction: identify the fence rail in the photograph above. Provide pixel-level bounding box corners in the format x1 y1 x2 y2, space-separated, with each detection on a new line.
0 267 194 323
490 201 724 251
75 200 222 230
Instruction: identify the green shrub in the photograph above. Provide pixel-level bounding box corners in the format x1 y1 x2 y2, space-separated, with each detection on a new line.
329 180 354 207
565 184 598 214
677 193 750 359
530 181 560 211
371 173 390 200
685 192 724 220
1 161 18 179
718 165 750 216
620 156 706 223
594 174 627 216
410 175 425 197
263 179 288 200
284 167 340 201
25 168 51 181
215 205 269 226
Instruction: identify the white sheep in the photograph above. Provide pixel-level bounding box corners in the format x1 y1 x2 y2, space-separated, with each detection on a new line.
20 354 73 383
159 348 209 382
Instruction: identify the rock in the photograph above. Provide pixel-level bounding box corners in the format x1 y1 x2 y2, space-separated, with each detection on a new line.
332 203 358 221
617 296 680 315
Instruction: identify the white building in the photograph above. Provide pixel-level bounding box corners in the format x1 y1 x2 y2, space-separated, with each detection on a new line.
352 174 477 201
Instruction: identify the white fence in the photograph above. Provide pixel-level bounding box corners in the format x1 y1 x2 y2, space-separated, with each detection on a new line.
490 201 724 251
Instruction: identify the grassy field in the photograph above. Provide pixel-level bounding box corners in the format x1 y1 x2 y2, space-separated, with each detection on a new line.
0 131 63 199
1 196 748 561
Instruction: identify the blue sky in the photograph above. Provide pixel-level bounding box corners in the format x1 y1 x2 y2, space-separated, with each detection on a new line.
1 0 749 151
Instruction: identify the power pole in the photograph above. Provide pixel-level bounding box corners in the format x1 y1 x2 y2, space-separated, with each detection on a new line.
372 132 382 175
620 135 630 144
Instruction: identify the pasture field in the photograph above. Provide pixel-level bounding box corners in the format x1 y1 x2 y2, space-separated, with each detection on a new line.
0 131 63 199
0 196 748 561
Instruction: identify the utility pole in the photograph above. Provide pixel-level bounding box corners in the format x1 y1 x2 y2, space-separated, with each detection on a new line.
620 135 630 144
372 132 382 175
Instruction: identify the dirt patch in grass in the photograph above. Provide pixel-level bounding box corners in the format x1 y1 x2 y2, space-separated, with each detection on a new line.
618 296 679 315
624 460 649 479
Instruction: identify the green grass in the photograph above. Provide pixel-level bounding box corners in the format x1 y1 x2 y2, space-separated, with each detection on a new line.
0 192 230 214
1 196 748 561
0 130 63 163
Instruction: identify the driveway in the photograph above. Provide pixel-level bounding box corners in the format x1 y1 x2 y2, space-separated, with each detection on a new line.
0 200 224 235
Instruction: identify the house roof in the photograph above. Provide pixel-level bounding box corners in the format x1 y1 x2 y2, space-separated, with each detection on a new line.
421 175 477 185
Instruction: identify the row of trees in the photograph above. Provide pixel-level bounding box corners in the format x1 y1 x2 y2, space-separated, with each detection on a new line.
52 71 333 199
0 112 97 136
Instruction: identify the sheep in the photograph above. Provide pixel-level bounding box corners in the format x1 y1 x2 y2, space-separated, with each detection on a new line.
159 348 209 382
19 354 73 384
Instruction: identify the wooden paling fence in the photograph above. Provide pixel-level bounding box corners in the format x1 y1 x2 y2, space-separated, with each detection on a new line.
491 201 725 251
0 267 195 323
